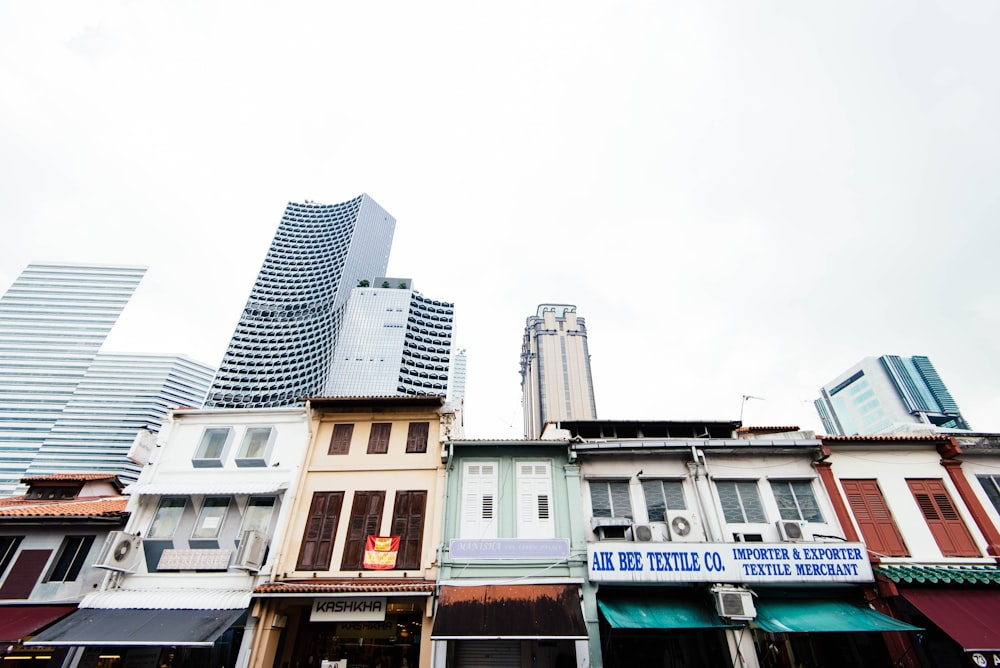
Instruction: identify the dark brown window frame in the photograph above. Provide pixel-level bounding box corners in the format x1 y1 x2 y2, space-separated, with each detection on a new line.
405 422 429 453
328 423 354 455
367 423 392 454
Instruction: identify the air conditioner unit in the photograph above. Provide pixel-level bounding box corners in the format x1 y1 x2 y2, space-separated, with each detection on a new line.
592 516 632 541
775 520 809 542
711 585 756 621
630 524 665 542
664 510 703 542
94 531 143 572
233 530 268 571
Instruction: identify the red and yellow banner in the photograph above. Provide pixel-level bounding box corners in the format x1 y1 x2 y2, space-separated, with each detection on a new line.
363 535 399 569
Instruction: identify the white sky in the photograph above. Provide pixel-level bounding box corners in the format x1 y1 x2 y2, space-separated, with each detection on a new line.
2 2 998 439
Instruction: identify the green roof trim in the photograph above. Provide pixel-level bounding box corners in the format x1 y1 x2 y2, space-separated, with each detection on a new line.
877 564 1000 585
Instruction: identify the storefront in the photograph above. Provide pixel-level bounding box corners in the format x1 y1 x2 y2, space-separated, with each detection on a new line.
430 584 588 668
0 604 76 665
252 582 435 668
587 541 917 667
25 601 249 668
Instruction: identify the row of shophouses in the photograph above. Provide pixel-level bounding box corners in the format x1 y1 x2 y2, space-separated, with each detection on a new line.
3 396 1000 668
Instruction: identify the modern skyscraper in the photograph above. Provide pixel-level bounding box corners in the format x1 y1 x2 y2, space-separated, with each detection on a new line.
324 279 455 398
814 355 970 436
520 304 597 439
206 195 396 409
0 263 146 493
26 352 213 484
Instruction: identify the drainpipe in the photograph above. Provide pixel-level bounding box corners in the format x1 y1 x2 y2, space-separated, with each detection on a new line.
688 445 724 542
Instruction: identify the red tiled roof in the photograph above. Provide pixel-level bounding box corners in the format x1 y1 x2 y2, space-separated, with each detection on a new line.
21 473 121 483
255 579 435 595
821 434 952 442
0 497 128 518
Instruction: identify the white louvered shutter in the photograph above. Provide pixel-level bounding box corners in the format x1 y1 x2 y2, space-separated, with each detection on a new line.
461 461 498 538
517 461 554 539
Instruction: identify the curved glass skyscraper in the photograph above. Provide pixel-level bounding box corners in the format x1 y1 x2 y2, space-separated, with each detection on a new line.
206 194 395 408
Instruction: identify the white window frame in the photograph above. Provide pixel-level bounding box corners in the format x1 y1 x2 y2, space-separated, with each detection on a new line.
770 479 824 523
516 460 555 539
239 496 277 536
715 479 767 524
147 497 187 539
235 426 276 467
640 478 687 523
192 427 234 467
589 480 633 520
460 461 498 539
191 497 230 540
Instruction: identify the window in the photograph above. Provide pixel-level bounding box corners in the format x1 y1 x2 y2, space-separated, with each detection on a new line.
0 537 23 579
147 497 187 538
907 479 979 557
771 480 824 522
367 423 392 454
517 462 554 539
236 426 275 466
716 481 767 523
328 424 354 455
341 491 385 570
297 492 344 571
405 422 430 453
461 462 498 539
241 497 276 536
192 498 230 539
841 479 908 557
641 480 686 522
193 427 233 467
590 481 633 519
978 475 1000 514
48 535 96 582
390 491 427 570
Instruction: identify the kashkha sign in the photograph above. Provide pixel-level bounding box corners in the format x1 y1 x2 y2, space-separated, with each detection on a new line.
587 542 873 584
310 597 387 622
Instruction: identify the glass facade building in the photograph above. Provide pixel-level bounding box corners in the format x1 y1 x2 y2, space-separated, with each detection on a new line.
814 355 970 436
0 263 212 493
324 280 455 398
206 195 396 408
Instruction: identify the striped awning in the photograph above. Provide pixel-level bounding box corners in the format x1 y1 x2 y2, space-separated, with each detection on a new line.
124 480 287 496
81 589 252 610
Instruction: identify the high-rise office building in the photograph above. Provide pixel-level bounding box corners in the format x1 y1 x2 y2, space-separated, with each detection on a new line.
520 304 597 439
814 355 970 436
0 263 212 493
324 279 455 398
27 352 213 484
0 263 146 493
206 195 396 408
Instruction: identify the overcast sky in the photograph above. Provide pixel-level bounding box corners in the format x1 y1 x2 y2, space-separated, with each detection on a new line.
2 2 998 439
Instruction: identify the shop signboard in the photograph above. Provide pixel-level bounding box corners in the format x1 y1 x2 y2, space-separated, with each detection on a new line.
450 538 570 559
310 597 387 622
587 542 873 584
969 651 1000 667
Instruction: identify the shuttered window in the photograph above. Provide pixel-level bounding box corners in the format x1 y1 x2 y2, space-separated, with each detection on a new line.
517 461 555 539
296 491 344 571
907 479 979 557
405 422 429 453
390 491 427 570
340 491 385 570
461 462 498 539
841 479 908 557
0 549 52 599
367 423 392 454
328 424 354 455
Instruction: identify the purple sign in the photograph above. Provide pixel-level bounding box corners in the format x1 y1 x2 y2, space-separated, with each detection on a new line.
450 538 571 559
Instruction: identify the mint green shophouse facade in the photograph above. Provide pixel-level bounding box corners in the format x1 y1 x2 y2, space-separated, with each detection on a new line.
431 439 597 668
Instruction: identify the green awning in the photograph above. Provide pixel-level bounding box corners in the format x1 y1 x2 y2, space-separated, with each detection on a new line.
753 599 920 633
598 594 736 629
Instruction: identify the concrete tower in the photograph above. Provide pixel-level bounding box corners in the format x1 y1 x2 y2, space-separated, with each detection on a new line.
520 304 597 439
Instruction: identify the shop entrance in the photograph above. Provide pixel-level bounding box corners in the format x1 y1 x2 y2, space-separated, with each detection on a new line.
285 612 422 668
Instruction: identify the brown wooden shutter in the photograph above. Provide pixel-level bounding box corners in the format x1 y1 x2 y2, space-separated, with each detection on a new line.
841 479 908 557
405 422 429 453
340 491 385 570
367 423 392 454
0 549 52 599
328 424 354 455
390 491 427 570
296 492 344 571
907 479 980 557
